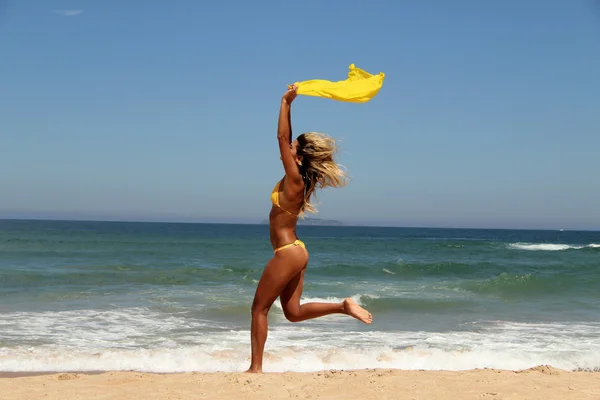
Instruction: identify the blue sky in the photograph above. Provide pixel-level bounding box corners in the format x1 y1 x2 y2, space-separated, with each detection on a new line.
1 1 599 229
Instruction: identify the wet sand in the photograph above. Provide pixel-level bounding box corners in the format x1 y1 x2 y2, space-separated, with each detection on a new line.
1 365 599 400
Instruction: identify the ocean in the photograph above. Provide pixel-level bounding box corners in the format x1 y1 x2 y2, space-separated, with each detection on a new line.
1 219 599 373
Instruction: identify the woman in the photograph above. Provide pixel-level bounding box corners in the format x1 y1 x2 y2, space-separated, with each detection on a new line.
246 85 373 373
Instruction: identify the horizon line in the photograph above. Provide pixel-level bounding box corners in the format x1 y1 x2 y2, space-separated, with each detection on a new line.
0 216 597 232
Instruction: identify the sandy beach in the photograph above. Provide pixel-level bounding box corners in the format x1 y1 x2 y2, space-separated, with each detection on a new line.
1 366 598 400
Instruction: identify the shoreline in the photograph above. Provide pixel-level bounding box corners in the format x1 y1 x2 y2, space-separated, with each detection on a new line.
0 366 599 400
1 364 600 378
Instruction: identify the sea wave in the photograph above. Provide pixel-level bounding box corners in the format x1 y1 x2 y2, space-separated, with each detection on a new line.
0 264 261 288
1 320 599 373
3 256 598 291
508 243 600 251
456 271 600 297
315 261 495 279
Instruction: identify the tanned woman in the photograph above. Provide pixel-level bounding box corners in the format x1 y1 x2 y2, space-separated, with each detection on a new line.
247 85 372 373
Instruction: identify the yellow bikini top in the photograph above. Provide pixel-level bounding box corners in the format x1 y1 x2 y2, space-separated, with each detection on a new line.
271 179 300 217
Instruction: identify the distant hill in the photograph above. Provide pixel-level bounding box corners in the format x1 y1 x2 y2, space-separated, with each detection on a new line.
260 217 344 226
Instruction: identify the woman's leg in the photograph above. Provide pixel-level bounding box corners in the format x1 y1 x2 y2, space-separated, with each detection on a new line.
279 262 373 324
246 246 307 373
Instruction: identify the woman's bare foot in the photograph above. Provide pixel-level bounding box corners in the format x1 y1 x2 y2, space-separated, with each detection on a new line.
245 367 262 373
343 298 373 324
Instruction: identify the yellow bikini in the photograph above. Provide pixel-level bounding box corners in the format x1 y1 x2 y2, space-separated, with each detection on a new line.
270 180 299 217
273 239 306 255
271 179 306 254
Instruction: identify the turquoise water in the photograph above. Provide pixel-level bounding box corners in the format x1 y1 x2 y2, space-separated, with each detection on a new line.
1 219 599 372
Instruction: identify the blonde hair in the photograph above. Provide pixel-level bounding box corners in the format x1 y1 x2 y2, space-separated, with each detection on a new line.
296 132 348 215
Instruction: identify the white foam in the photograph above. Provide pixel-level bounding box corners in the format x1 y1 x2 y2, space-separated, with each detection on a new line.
1 314 599 373
1 336 599 373
507 243 598 251
0 308 212 349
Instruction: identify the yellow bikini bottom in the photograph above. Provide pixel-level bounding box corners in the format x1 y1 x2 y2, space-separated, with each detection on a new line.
274 239 306 254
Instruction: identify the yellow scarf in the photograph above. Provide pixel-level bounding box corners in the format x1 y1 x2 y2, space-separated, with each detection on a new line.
291 64 385 103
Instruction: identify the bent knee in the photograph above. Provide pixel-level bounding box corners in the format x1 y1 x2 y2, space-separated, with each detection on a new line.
283 309 301 323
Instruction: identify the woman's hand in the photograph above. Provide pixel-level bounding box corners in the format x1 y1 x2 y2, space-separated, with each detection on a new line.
282 85 298 105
